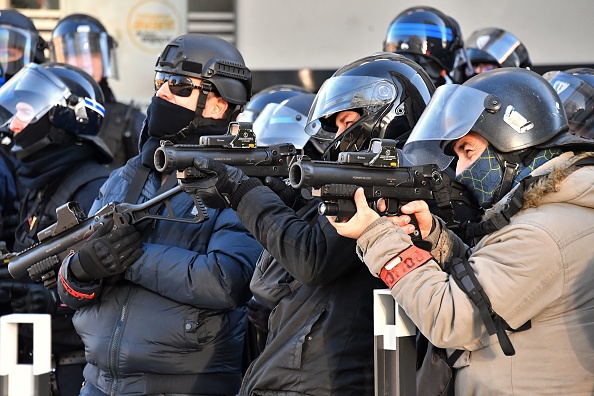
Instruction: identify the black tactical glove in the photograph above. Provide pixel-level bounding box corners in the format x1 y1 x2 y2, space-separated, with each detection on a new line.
69 219 144 282
263 176 311 211
0 281 58 313
247 297 272 334
186 156 258 209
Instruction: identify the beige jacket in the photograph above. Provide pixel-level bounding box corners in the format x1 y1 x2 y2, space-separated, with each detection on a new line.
358 152 594 395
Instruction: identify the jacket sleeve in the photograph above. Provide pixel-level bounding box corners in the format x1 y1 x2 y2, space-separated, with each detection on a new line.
57 254 104 309
236 185 360 286
425 215 469 266
124 208 261 310
360 220 563 351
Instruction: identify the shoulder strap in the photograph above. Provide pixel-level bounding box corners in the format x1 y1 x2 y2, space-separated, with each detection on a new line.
46 162 111 217
448 254 530 356
124 164 150 204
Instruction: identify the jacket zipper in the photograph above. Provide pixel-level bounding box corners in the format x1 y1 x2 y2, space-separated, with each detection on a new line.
108 286 134 395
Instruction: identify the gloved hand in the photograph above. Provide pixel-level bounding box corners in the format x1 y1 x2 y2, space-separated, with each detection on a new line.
263 176 309 210
187 156 250 209
247 297 272 333
0 281 56 313
69 219 144 282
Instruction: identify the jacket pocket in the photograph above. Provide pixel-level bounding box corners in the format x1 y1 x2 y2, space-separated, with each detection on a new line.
186 309 231 348
280 307 325 370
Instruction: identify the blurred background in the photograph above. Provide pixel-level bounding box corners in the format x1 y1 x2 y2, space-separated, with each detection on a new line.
6 0 594 111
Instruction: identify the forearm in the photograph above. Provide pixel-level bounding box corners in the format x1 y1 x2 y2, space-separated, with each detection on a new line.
424 215 469 267
237 185 358 285
57 254 103 309
357 219 485 349
126 244 252 308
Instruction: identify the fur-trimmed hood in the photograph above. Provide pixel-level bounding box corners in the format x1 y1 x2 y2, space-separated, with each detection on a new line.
484 151 594 221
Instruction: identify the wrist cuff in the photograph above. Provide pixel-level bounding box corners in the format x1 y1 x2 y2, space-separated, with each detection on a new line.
231 177 263 210
379 246 432 289
69 251 96 282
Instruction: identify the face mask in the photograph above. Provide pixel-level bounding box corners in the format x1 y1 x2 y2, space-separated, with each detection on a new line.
147 95 196 142
456 145 563 209
455 145 503 209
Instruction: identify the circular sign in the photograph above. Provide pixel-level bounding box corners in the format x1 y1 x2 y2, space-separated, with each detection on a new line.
127 0 184 53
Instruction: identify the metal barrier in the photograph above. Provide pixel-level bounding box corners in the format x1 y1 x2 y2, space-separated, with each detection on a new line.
374 289 417 396
0 314 51 396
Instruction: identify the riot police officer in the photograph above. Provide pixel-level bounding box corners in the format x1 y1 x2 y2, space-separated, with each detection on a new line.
50 13 145 168
0 62 112 396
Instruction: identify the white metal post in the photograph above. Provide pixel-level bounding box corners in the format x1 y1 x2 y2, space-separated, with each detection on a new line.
374 289 417 396
0 314 52 396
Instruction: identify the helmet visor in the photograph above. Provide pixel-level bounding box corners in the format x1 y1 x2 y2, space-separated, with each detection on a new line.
0 63 69 127
384 22 451 54
0 25 37 81
403 84 489 169
545 71 594 138
468 31 521 68
255 101 311 149
305 75 397 137
51 31 118 80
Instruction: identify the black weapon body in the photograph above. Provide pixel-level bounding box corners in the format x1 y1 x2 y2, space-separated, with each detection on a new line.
154 122 297 178
2 185 207 287
288 139 477 228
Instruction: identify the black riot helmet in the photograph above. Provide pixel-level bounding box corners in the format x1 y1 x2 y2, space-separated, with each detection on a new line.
155 33 251 108
238 84 309 123
0 9 48 85
383 6 472 85
543 68 594 139
403 68 569 170
403 68 573 209
254 93 332 160
306 52 435 160
0 62 111 162
466 27 531 75
50 13 118 81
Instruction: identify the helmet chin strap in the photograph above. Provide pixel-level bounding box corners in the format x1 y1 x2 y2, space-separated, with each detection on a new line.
491 147 537 203
169 81 230 140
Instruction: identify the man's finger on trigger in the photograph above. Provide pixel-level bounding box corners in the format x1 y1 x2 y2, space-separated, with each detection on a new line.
353 188 368 209
400 200 422 215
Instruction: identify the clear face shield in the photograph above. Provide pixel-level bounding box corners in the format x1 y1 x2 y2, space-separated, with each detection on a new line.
384 22 451 55
402 84 490 169
0 63 72 133
305 75 396 138
545 71 594 139
469 30 523 68
51 31 118 81
236 107 259 123
254 100 333 150
0 25 38 84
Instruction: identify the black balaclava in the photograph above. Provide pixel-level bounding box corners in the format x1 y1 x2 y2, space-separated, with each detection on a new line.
140 95 229 170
